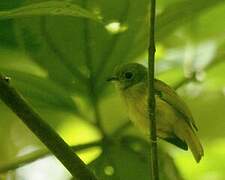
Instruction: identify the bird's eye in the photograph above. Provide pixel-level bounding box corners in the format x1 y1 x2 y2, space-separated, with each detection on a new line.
124 72 133 79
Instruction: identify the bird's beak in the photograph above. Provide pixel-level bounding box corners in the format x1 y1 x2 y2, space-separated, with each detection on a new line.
106 76 119 82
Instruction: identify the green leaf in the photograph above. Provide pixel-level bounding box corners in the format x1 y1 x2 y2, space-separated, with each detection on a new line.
0 68 78 114
0 1 101 21
14 0 149 99
89 137 184 180
90 144 149 180
0 20 18 48
13 0 225 102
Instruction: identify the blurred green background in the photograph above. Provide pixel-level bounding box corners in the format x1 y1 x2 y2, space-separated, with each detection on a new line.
0 0 225 180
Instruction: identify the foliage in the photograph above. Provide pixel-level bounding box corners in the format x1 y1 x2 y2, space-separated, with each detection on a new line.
0 0 225 180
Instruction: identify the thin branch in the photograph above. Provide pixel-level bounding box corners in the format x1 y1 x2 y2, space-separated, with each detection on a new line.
0 74 97 180
93 101 106 136
174 73 196 90
174 58 225 90
148 0 159 180
0 141 102 174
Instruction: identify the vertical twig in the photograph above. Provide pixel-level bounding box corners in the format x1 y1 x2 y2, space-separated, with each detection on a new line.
148 0 159 180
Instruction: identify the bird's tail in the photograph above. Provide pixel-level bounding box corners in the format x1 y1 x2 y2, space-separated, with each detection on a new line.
182 125 204 163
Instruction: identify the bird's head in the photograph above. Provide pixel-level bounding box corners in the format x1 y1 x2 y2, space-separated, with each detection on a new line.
107 63 147 90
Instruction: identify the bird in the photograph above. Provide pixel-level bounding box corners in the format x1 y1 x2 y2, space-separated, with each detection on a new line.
107 63 204 163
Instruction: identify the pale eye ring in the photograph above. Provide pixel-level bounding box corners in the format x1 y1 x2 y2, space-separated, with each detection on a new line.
124 71 133 79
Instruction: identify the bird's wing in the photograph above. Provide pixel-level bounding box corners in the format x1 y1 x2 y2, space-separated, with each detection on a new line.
154 79 198 131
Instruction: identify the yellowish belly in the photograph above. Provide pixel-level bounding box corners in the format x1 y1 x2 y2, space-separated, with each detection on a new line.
125 93 176 138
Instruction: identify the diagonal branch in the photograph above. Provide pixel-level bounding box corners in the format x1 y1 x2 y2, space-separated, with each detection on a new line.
0 74 97 180
174 58 225 90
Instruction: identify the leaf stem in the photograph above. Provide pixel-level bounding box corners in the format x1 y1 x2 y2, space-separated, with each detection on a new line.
93 100 106 136
174 58 225 90
148 0 159 180
82 1 106 136
0 74 97 180
0 141 102 174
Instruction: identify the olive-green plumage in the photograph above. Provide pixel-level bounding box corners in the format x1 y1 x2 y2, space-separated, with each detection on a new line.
109 63 204 163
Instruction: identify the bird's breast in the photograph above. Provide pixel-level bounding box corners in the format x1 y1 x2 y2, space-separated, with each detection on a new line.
122 84 149 134
121 83 176 136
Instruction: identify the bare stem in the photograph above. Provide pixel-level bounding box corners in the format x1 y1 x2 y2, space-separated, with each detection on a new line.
92 99 106 136
0 141 102 174
0 74 97 180
174 73 196 90
174 58 224 90
148 0 159 180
